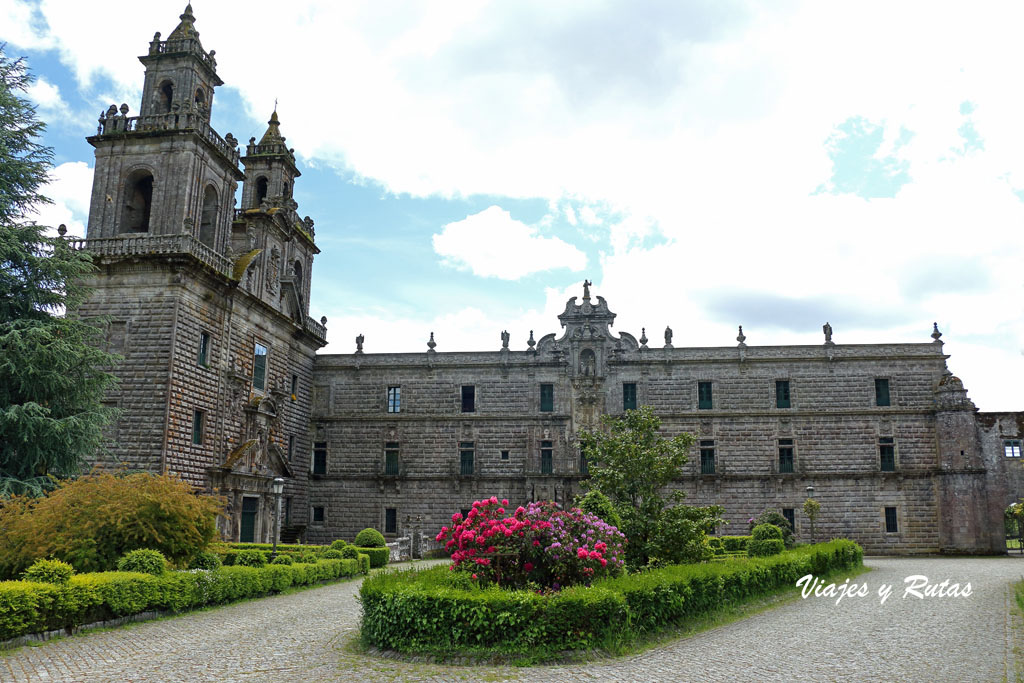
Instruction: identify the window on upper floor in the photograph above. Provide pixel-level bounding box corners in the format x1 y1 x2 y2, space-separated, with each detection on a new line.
461 385 475 413
541 440 553 474
623 382 637 411
1005 440 1022 458
312 441 327 475
459 441 475 476
580 451 589 475
199 184 218 248
384 442 400 476
540 383 554 412
287 435 295 462
121 170 153 233
884 506 898 533
197 331 210 367
879 437 896 472
698 381 713 410
255 177 269 206
157 81 173 113
312 505 325 523
875 378 891 407
387 386 401 413
775 380 791 409
291 374 298 400
700 440 716 475
252 342 268 391
192 409 204 445
778 438 794 473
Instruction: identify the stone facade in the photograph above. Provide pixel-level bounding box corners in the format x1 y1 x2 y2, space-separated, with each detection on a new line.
76 7 1022 555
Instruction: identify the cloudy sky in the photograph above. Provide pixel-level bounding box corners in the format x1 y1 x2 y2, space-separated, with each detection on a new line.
3 1 1021 410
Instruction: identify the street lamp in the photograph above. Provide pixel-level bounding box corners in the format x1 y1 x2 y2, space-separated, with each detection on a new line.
804 485 819 544
271 477 285 559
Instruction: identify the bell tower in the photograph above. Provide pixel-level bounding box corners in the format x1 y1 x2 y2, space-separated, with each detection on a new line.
85 3 242 251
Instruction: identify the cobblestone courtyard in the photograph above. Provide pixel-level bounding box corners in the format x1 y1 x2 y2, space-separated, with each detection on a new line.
3 556 1022 682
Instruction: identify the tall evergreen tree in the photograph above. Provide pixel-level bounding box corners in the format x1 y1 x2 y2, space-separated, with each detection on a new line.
0 46 118 496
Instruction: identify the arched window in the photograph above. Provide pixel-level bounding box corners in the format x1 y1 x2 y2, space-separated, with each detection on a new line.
158 81 173 114
194 88 206 112
199 185 218 247
292 260 302 287
121 171 154 233
282 180 291 198
255 177 268 206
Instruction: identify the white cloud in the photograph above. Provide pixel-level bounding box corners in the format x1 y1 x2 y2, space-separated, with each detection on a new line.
29 161 94 238
26 76 64 111
5 0 1023 409
432 205 586 279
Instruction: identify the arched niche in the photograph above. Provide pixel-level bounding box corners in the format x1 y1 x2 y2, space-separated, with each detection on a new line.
121 170 154 233
199 184 218 247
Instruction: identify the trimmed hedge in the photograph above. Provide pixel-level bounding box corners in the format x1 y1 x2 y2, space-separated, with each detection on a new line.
353 546 389 568
354 528 386 548
717 535 752 552
0 558 364 642
748 539 785 557
360 540 862 657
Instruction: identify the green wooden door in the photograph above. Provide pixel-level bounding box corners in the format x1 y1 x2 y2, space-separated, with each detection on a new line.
240 497 258 542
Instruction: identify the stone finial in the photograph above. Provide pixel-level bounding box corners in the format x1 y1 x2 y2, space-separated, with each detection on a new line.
527 330 536 352
639 327 648 348
320 315 327 326
737 325 746 345
500 330 510 349
823 321 833 344
57 224 67 237
225 132 237 148
582 279 591 300
664 326 673 347
931 322 942 342
355 333 364 354
119 103 129 116
427 332 436 351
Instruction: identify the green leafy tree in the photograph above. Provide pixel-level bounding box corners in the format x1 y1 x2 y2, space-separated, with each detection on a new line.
580 406 720 568
803 497 821 543
0 47 118 496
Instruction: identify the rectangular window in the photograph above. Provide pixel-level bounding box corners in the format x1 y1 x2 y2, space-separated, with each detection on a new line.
460 441 474 475
698 381 713 410
623 382 637 411
778 438 794 473
541 440 553 474
387 386 401 413
385 508 397 534
580 451 589 475
312 441 327 475
312 506 325 523
291 374 298 400
252 342 268 391
700 440 716 475
197 331 210 367
384 441 400 475
782 508 795 531
884 506 898 533
288 434 295 462
879 437 895 472
461 385 476 413
1005 439 1022 458
775 380 791 409
875 378 891 407
540 383 554 412
501 449 510 460
192 409 204 445
284 497 292 525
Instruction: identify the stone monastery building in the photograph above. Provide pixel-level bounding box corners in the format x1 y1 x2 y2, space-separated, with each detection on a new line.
77 7 1023 555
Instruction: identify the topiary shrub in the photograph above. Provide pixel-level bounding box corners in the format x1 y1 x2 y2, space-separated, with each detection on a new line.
188 551 222 571
271 554 294 565
354 528 386 548
21 558 74 584
330 539 348 550
574 490 622 530
751 523 784 541
235 549 267 568
341 545 359 560
116 549 167 576
298 551 318 563
753 510 794 547
747 538 785 557
321 549 344 560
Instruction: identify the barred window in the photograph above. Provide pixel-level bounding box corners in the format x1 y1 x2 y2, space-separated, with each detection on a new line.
540 384 554 412
698 381 713 410
312 441 327 475
623 383 637 411
541 440 553 474
879 437 896 472
884 507 898 533
875 378 891 407
775 380 791 409
460 441 474 475
778 438 794 473
384 442 400 475
700 440 716 475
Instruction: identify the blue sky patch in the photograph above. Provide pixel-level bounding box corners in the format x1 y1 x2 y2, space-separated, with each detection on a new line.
817 116 911 199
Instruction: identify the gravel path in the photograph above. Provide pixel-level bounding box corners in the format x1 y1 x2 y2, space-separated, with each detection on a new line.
2 556 1022 682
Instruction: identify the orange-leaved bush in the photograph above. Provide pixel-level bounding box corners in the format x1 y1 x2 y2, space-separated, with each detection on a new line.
0 471 223 578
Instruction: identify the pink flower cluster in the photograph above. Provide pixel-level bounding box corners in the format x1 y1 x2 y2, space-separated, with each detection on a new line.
435 496 625 589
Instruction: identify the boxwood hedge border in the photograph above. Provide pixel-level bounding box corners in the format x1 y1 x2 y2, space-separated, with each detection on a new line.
360 540 862 659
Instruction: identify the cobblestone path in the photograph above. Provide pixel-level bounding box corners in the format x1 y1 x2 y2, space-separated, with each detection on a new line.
2 556 1022 682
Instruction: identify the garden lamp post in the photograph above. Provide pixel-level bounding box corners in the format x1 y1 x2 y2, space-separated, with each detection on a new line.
271 477 285 559
804 485 818 544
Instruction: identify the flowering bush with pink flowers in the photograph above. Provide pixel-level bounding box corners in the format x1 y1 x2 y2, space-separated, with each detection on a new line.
435 497 626 589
